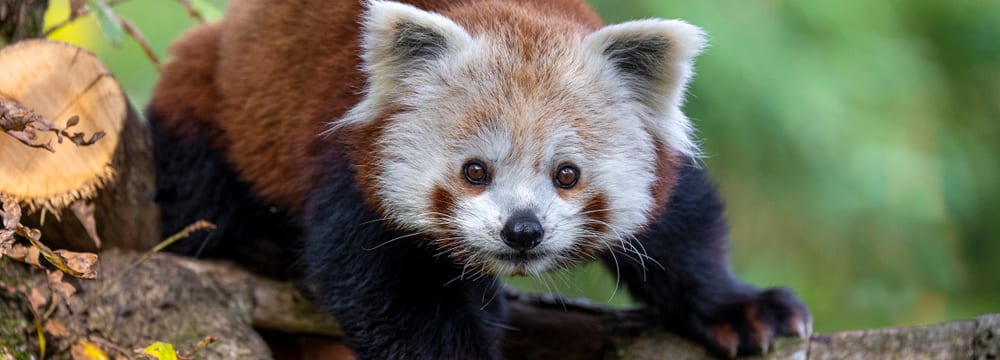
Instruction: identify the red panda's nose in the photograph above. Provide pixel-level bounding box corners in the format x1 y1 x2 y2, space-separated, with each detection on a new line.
501 210 544 251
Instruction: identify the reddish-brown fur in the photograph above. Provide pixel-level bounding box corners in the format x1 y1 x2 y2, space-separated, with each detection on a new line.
150 0 604 214
429 185 457 230
649 141 682 221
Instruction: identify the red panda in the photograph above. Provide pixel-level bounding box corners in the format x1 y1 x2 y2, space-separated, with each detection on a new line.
148 0 812 358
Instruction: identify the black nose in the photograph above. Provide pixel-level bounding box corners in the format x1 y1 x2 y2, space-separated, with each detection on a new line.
501 210 544 251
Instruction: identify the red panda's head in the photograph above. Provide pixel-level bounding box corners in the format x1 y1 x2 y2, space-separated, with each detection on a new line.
332 1 706 276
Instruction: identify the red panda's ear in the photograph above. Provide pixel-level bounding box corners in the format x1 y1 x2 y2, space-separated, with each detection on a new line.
585 19 707 158
329 1 473 131
360 1 472 86
585 19 706 101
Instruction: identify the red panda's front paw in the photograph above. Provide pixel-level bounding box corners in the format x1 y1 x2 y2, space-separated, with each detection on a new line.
701 288 812 358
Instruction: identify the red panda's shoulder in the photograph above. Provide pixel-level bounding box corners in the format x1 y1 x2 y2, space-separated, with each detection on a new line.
150 23 223 142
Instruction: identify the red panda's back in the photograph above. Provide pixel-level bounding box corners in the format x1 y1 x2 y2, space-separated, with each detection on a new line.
150 0 602 213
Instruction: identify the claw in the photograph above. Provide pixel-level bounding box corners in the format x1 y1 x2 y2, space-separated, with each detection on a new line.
710 324 740 358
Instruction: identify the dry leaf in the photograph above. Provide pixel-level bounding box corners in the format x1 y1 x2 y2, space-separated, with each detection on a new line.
72 339 111 360
1 97 58 152
45 319 70 337
69 0 87 19
5 243 28 260
0 228 13 256
53 249 99 279
29 287 47 313
26 245 43 268
0 195 18 230
70 200 102 248
48 270 78 298
17 221 100 279
1 98 105 151
4 243 45 269
0 196 18 256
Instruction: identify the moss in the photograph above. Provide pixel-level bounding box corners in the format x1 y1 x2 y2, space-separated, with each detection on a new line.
0 297 31 360
0 257 35 359
0 257 19 287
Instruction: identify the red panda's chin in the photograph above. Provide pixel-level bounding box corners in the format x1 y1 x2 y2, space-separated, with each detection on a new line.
479 250 565 277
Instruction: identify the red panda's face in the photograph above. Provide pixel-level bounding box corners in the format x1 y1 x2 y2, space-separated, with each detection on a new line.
332 1 705 276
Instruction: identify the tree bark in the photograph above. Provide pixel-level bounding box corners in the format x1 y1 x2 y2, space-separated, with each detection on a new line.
0 0 48 45
1 251 997 360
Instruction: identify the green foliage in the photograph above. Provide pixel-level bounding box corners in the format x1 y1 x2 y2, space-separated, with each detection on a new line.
89 0 126 46
41 0 1000 333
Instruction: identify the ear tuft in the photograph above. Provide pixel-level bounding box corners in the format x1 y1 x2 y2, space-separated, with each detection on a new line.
586 19 706 99
585 19 707 158
328 1 472 132
361 1 472 72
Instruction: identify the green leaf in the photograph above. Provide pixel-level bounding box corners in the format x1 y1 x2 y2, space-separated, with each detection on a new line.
141 342 179 360
88 0 125 46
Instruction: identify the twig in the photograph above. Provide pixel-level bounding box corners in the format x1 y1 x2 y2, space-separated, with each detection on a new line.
120 18 160 67
175 0 205 23
1 97 106 152
98 220 215 294
88 335 134 360
42 0 134 37
179 336 214 359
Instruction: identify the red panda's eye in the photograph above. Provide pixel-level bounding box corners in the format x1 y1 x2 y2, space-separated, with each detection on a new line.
555 164 579 189
463 161 489 185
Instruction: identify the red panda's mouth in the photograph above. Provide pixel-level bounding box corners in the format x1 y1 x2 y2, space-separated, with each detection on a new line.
486 250 548 263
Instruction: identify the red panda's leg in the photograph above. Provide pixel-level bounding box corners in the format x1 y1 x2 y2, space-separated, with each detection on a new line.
603 162 811 358
146 110 300 275
301 155 506 359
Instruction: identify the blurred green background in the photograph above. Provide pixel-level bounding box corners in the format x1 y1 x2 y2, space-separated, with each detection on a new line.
39 0 999 333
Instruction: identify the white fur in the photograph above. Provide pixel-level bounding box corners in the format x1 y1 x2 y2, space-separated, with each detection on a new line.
584 19 707 159
331 2 707 276
331 0 474 131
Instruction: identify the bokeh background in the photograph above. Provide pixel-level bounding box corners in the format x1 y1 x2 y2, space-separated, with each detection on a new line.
39 0 999 333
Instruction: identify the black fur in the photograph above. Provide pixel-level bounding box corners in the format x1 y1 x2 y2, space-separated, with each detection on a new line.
605 162 809 357
302 147 507 359
602 36 669 80
148 109 299 276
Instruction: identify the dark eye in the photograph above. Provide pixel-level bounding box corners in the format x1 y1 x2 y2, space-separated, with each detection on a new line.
554 164 579 189
463 160 489 185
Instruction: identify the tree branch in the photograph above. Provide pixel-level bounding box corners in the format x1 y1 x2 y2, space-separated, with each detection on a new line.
2 251 996 359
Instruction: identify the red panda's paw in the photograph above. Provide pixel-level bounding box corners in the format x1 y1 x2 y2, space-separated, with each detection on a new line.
701 288 812 358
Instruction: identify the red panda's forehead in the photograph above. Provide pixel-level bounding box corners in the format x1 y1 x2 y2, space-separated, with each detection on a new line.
442 102 617 173
440 67 621 161
444 0 601 42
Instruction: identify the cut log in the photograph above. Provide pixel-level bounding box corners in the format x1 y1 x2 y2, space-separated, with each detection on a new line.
0 39 159 251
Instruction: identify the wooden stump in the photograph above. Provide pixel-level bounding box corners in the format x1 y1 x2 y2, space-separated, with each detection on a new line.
0 39 159 251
